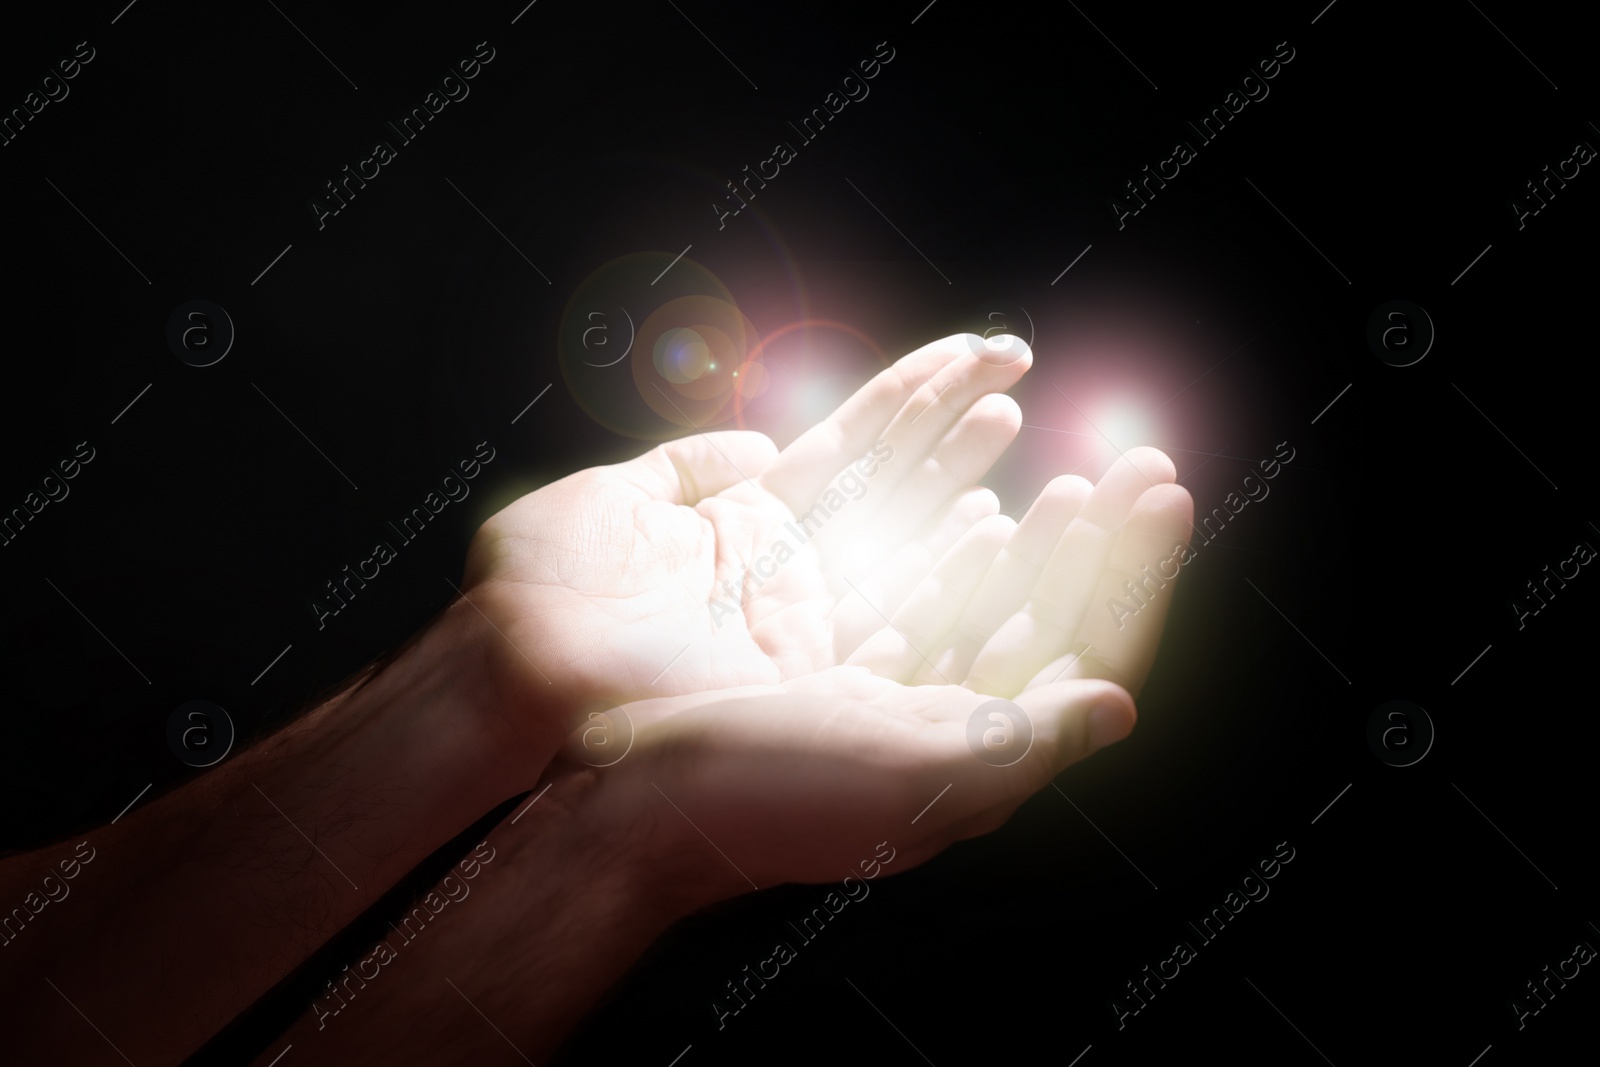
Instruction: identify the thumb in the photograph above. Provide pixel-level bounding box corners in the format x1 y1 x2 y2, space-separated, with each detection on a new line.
616 430 778 504
943 679 1135 820
1015 678 1137 778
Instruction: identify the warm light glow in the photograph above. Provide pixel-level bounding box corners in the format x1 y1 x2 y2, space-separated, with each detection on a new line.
1096 401 1156 453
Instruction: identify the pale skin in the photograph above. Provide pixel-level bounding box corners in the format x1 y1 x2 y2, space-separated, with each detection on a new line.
263 337 1193 1063
459 333 1044 758
0 335 1191 1065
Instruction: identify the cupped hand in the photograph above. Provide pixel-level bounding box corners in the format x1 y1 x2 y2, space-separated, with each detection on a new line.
567 665 1137 906
459 335 1034 760
567 444 1195 903
846 445 1194 701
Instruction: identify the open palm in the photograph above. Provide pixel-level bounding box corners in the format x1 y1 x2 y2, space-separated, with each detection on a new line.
572 666 1141 902
557 373 1194 898
460 335 1033 754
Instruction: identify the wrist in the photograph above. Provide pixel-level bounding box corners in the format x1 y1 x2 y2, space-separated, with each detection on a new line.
270 763 707 1065
0 597 546 1065
576 755 759 925
453 578 593 780
357 595 536 811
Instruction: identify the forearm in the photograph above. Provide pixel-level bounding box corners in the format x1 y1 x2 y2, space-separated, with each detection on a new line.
260 764 698 1066
0 597 531 1065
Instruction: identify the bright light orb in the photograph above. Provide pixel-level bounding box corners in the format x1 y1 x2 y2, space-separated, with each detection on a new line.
830 535 877 580
1097 402 1156 451
796 374 861 426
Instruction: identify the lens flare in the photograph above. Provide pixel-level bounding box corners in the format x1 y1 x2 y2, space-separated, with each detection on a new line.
732 319 888 442
655 327 713 384
733 359 769 399
559 252 758 440
634 297 756 429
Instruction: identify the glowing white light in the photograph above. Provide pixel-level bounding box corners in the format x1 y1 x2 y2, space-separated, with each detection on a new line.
798 376 856 425
831 535 876 580
1096 402 1155 452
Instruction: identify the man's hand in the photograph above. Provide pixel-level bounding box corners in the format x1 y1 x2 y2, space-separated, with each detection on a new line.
256 665 1137 1066
847 445 1193 699
251 336 1196 1064
4 331 1193 1067
585 441 1192 905
460 335 1034 764
592 667 1141 901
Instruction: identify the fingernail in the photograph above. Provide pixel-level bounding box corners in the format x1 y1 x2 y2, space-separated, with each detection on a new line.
1087 701 1133 751
976 336 1031 367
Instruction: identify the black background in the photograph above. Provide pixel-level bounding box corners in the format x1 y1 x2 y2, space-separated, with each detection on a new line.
1 1 1594 1064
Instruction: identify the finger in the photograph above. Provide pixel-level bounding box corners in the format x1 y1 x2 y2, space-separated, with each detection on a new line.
918 474 1093 686
615 431 779 504
846 514 1014 682
917 678 1135 822
828 487 999 662
899 486 1004 588
965 447 1175 696
757 337 968 512
1026 481 1193 698
852 339 1032 519
1008 475 1098 571
890 513 1015 677
826 392 1022 567
1015 678 1137 776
